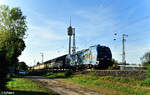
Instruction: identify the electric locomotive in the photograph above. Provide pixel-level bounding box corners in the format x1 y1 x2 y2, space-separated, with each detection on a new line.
65 44 112 69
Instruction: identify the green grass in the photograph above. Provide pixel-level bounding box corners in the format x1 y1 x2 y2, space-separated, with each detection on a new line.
140 66 150 86
1 78 58 95
45 72 66 79
64 73 150 95
44 72 150 95
64 74 150 95
45 71 73 78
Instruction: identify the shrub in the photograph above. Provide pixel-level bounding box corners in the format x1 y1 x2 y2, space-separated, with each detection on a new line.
140 66 150 86
26 70 46 76
146 66 150 79
140 79 150 86
64 71 74 77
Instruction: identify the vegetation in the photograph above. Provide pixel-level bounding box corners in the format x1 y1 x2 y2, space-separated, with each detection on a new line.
45 72 66 78
0 5 27 90
26 70 47 76
5 78 58 95
62 73 150 95
16 62 28 71
108 58 119 70
37 62 40 65
26 70 74 78
141 51 150 66
43 72 150 95
140 52 150 86
98 58 119 70
26 69 150 95
140 66 150 86
45 71 74 78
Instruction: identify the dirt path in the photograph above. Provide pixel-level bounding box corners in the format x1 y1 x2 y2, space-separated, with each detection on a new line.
26 76 103 95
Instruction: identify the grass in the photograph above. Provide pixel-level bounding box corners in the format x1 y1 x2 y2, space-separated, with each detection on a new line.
45 72 150 95
45 72 66 79
140 66 150 86
1 78 58 95
45 71 73 78
64 74 150 95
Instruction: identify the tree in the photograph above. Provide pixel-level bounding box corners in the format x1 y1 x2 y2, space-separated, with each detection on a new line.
0 5 27 90
17 62 28 71
108 58 119 70
141 51 150 66
37 62 40 65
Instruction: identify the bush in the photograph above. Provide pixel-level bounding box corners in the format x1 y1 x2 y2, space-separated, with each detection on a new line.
26 70 47 76
64 71 74 77
108 58 119 70
140 66 150 86
146 66 150 79
140 79 150 86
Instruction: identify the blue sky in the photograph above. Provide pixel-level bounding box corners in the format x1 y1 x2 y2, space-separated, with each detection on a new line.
0 0 150 66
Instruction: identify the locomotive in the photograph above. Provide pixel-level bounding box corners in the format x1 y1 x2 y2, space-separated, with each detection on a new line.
65 44 112 69
31 44 112 70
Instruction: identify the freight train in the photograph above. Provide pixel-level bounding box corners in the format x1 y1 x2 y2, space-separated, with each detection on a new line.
31 44 112 70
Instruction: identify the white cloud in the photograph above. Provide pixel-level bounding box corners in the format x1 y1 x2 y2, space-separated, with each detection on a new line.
19 18 68 66
0 0 6 4
30 25 65 40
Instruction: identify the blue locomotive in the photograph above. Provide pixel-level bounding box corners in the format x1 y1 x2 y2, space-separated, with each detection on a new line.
65 44 112 69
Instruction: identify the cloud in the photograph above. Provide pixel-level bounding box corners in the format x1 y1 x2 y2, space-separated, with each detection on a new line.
30 25 65 40
19 18 68 66
0 0 6 4
19 49 67 66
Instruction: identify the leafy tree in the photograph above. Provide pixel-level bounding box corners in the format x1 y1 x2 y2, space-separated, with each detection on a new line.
108 58 119 70
17 62 28 71
37 62 40 65
0 5 27 90
141 51 150 66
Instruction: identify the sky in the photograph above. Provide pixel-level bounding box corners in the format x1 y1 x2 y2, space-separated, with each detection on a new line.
0 0 150 66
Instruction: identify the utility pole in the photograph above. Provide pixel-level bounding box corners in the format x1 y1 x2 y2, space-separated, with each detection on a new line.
122 34 128 64
40 52 44 64
114 33 128 64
